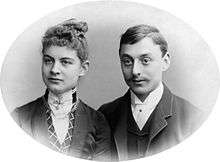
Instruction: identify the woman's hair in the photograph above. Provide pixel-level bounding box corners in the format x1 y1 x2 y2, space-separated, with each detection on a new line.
119 24 168 57
42 18 89 63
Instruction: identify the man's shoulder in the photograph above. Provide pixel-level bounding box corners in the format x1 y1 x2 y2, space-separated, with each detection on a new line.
172 94 202 117
162 84 202 117
98 94 128 131
168 93 205 133
98 94 127 115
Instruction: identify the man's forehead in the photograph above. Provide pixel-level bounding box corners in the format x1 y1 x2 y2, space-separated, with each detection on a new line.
120 37 162 57
121 37 157 48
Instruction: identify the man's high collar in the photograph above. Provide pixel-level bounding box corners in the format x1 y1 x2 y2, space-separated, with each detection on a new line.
130 82 164 106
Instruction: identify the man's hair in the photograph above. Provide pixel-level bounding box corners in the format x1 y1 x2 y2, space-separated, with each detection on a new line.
42 18 89 63
119 24 168 57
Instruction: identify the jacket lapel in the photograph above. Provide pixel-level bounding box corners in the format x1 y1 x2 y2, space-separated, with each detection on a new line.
114 91 130 161
31 95 50 147
31 95 90 157
146 84 173 155
68 100 90 158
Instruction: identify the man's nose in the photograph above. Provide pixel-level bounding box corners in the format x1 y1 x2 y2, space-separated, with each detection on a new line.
50 62 60 75
132 60 141 76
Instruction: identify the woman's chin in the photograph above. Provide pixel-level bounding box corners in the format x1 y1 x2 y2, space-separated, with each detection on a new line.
47 87 65 95
48 86 75 96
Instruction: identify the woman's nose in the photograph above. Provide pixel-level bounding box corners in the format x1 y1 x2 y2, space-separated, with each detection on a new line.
50 62 60 75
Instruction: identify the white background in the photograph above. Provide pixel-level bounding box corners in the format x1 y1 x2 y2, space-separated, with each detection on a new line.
0 0 219 162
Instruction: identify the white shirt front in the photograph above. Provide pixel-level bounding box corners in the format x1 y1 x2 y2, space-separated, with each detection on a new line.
131 82 164 130
48 89 76 143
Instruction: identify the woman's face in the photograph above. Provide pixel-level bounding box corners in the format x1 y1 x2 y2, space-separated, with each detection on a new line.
42 46 89 95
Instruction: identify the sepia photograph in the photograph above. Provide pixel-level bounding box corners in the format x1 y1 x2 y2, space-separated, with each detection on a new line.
0 0 220 162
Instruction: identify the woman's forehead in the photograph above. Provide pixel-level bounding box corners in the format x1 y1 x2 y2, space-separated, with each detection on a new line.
44 46 78 59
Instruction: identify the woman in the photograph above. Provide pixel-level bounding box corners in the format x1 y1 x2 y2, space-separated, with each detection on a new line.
11 19 111 161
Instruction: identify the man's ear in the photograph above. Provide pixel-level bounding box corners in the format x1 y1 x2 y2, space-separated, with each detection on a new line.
162 52 170 71
79 61 89 76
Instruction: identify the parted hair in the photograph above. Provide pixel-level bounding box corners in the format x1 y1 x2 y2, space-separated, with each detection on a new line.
119 24 168 57
42 18 89 62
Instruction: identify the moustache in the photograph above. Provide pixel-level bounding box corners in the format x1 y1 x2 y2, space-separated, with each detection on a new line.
128 76 146 82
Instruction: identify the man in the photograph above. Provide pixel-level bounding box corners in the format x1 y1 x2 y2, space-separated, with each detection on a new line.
98 24 204 161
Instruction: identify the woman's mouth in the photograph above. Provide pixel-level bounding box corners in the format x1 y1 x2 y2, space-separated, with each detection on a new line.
48 78 63 83
132 79 145 84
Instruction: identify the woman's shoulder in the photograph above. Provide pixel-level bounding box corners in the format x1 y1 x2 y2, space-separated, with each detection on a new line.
11 96 44 123
13 96 44 113
78 100 107 123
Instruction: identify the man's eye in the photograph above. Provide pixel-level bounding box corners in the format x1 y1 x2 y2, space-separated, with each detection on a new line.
121 58 133 66
141 57 151 65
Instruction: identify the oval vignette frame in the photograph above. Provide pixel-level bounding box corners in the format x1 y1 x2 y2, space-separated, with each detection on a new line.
0 1 220 161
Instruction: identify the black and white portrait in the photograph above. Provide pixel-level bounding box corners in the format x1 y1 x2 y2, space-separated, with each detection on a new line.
0 1 219 162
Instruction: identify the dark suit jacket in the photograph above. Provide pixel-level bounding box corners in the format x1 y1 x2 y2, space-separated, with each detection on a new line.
11 95 111 161
99 84 204 161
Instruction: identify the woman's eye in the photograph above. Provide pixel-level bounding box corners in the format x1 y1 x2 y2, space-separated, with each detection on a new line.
43 58 53 64
61 60 72 65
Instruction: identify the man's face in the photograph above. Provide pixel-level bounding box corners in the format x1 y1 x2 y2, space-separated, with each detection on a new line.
120 37 170 101
42 46 88 95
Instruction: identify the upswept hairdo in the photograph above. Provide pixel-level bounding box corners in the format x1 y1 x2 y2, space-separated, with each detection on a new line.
119 24 168 57
42 18 89 63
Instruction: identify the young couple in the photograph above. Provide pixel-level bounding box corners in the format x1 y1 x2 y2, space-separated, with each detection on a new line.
12 19 203 161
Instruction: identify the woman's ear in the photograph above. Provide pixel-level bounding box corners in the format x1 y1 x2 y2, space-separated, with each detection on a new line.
79 61 90 76
162 52 170 71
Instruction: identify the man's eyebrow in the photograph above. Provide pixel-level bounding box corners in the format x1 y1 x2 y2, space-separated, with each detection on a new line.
139 53 152 57
121 53 152 58
43 54 53 59
120 53 133 58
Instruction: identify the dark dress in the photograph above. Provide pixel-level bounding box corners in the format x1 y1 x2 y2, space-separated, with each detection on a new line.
12 93 111 161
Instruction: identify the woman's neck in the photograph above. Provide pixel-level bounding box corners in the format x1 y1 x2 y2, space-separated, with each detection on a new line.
49 88 77 102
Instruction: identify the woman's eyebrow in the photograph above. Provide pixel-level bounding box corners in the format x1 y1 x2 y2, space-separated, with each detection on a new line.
60 57 75 60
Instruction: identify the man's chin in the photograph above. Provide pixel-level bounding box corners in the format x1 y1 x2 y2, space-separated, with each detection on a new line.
131 87 150 96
